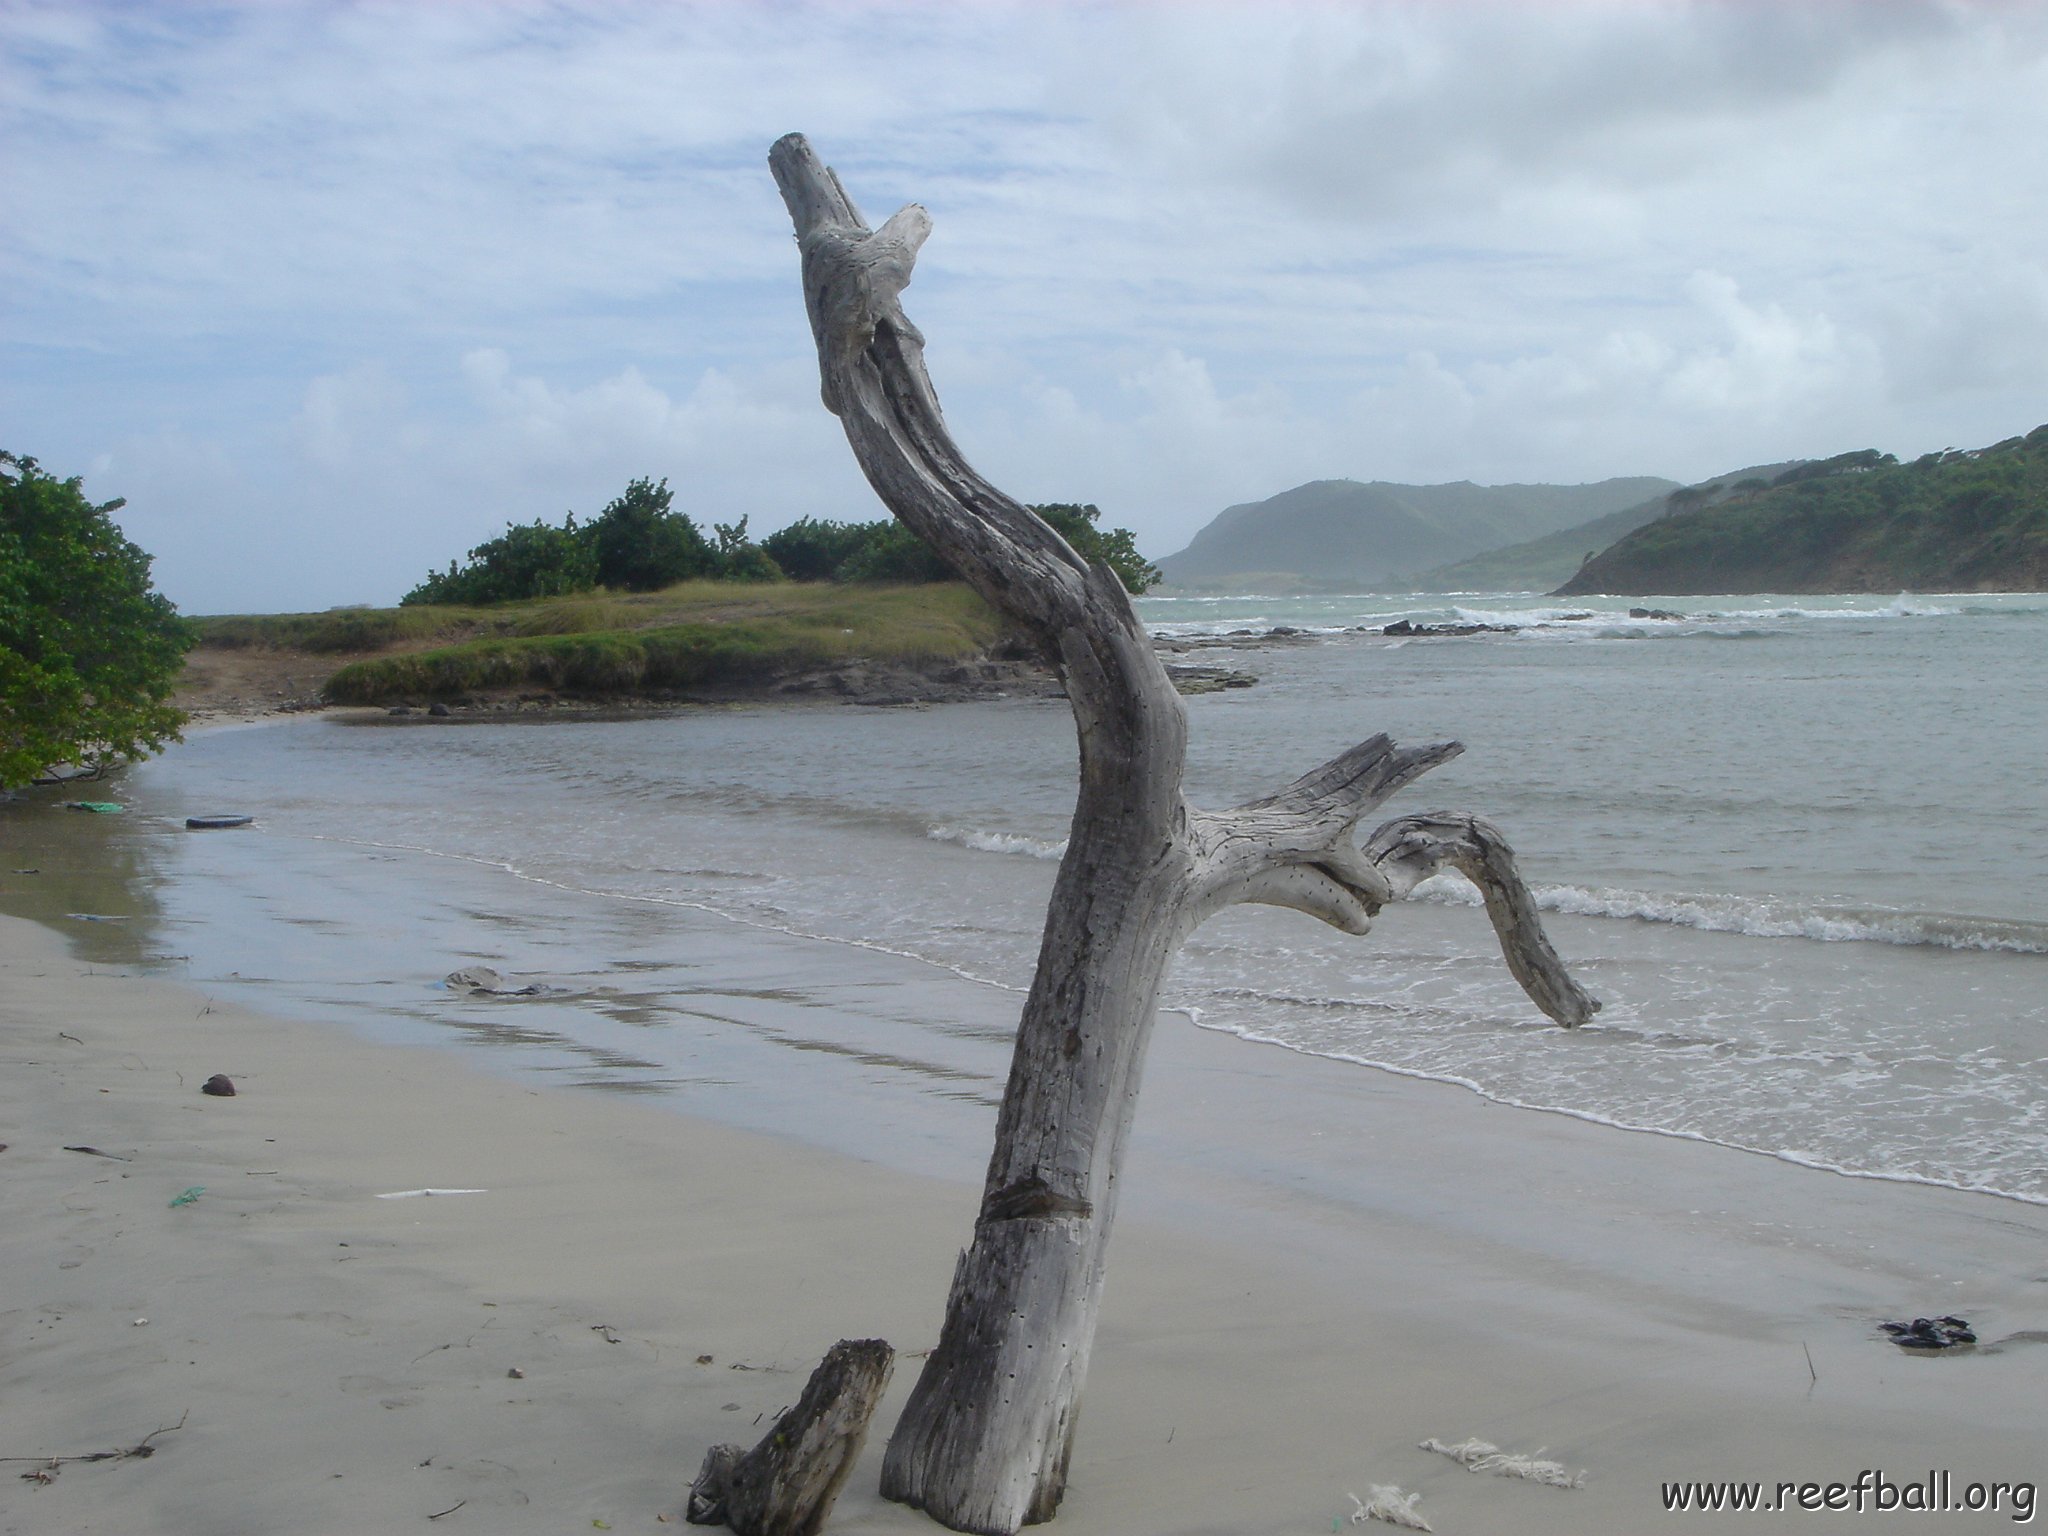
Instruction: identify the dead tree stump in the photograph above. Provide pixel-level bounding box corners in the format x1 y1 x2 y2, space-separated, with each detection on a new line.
688 1338 896 1535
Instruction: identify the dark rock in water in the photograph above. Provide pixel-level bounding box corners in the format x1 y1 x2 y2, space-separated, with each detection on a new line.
1629 607 1684 620
1879 1315 1975 1350
1383 619 1517 638
1165 664 1257 695
427 701 452 717
445 965 550 997
200 1074 237 1097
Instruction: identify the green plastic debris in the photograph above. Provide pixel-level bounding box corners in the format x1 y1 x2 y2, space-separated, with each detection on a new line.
169 1186 206 1208
62 801 125 814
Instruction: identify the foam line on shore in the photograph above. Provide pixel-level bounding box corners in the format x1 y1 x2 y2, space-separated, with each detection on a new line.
1181 1012 2048 1210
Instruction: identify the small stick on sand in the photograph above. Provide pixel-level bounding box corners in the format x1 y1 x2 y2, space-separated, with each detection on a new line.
3 1410 190 1477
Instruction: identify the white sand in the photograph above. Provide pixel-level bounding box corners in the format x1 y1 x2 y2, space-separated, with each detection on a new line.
3 910 2042 1534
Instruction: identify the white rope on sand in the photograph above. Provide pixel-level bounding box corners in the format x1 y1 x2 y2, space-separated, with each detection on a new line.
1419 1436 1586 1488
1348 1485 1432 1530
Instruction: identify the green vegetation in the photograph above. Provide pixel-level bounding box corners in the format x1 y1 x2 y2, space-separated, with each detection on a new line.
405 477 724 604
1557 426 2048 595
211 490 1153 710
1031 503 1162 594
764 504 1159 592
759 516 885 581
423 516 599 604
406 483 1159 608
319 582 1003 703
191 604 489 653
1 452 192 788
585 476 717 591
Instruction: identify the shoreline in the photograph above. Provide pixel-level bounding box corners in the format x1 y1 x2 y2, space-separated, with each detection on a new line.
6 833 2046 1532
168 619 1278 730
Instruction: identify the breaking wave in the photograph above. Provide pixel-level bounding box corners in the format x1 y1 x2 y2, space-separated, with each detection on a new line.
1412 874 2048 953
927 823 1068 861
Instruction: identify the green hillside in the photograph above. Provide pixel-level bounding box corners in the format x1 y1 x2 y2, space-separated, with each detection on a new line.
1555 427 2048 596
1422 461 1802 591
1156 476 1675 591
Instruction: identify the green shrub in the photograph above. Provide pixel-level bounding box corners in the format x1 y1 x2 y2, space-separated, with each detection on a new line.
761 517 884 580
2 452 191 787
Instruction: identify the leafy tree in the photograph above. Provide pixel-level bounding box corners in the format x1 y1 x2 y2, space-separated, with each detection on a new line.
402 477 740 604
755 505 1161 591
760 517 884 581
1 452 192 789
707 514 787 582
402 515 598 605
584 476 716 590
711 514 752 560
1031 503 1161 594
835 520 954 584
398 483 1165 603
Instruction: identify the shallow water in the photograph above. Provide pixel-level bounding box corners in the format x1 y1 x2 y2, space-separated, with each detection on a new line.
5 588 2043 1202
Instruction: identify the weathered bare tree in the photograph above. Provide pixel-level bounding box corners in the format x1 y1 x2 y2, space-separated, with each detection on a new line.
768 134 1598 1536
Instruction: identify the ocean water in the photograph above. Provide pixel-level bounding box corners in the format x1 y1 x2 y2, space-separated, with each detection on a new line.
9 589 2045 1204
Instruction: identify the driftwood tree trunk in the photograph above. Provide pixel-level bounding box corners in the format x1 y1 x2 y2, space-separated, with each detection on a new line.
688 1338 895 1536
768 134 1598 1536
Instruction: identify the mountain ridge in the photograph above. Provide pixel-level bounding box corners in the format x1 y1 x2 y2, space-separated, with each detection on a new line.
1420 461 1806 591
1157 475 1676 591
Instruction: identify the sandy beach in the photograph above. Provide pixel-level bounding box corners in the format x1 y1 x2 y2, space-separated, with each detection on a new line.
4 873 2043 1536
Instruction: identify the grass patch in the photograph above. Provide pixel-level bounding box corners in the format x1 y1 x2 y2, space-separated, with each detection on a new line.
189 605 486 653
317 583 1002 703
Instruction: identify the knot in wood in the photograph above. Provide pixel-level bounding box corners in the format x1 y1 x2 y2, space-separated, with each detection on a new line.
981 1175 1093 1224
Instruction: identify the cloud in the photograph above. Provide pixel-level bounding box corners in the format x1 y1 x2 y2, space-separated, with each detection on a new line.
1092 0 1984 222
6 0 2048 609
84 350 875 613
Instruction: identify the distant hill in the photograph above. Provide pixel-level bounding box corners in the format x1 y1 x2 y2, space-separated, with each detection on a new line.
1421 461 1804 591
1555 426 2048 595
1155 476 1677 591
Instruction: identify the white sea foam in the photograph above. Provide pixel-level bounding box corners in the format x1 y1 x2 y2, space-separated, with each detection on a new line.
1448 604 1597 627
927 823 1069 860
1704 595 1958 623
1409 873 2048 953
1188 1018 2048 1208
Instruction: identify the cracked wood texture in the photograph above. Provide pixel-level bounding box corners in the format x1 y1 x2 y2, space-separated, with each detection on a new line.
768 133 1596 1536
687 1339 896 1536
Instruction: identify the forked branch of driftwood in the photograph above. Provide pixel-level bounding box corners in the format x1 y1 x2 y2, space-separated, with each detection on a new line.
766 132 1597 1536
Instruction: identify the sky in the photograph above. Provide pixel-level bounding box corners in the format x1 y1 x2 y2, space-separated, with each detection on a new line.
5 0 2047 615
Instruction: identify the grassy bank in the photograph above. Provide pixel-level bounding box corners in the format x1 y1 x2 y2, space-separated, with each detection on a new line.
256 582 1008 703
